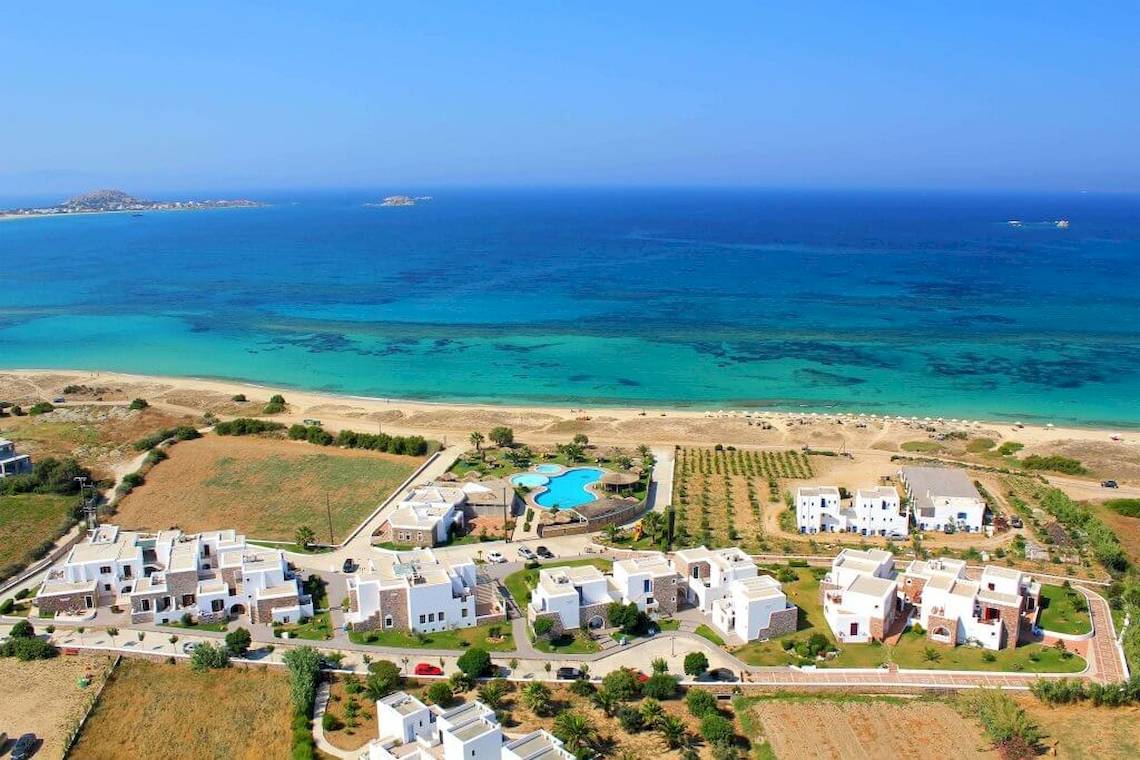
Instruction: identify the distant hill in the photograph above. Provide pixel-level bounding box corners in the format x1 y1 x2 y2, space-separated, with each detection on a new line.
61 189 148 211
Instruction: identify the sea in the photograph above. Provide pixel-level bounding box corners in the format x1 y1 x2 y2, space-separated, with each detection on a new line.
1 188 1139 427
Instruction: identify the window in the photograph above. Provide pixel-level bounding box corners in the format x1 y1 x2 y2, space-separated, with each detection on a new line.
122 566 133 578
428 613 435 622
643 579 651 593
84 595 94 608
181 593 195 606
419 614 426 624
438 611 445 622
211 599 224 612
384 615 393 628
849 622 859 636
461 608 468 617
104 584 112 592
99 565 112 574
141 598 151 611
203 544 211 557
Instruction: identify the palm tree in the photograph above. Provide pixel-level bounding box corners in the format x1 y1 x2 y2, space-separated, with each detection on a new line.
640 697 666 727
651 657 668 674
521 681 552 716
591 688 620 716
106 627 119 647
294 525 316 549
168 634 178 654
470 432 485 459
478 679 510 709
636 444 651 459
640 512 664 544
657 715 689 749
553 711 597 756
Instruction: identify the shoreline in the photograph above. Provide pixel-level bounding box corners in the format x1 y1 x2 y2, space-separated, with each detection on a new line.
2 367 1135 447
0 204 268 222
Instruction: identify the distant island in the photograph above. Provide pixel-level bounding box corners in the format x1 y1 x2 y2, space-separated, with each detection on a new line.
1 189 265 218
366 194 433 208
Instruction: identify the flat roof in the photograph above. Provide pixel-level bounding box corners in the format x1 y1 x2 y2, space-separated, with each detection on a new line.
505 730 572 760
797 485 840 498
450 717 497 742
900 466 982 507
615 553 675 578
380 691 427 716
856 486 898 500
848 574 896 598
981 565 1023 581
734 575 784 601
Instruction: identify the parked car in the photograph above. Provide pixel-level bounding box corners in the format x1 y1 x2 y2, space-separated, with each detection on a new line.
11 733 38 760
536 546 554 559
556 666 581 680
486 551 506 564
1102 480 1119 488
414 662 444 676
342 557 356 573
707 667 738 682
517 546 537 561
182 641 201 654
632 669 650 683
1010 516 1024 529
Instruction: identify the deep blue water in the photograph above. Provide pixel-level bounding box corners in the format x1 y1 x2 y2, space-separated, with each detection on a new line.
1 188 1139 426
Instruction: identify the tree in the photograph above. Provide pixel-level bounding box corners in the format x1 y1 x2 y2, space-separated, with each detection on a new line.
457 647 492 678
683 651 709 678
601 668 641 701
640 512 665 546
658 715 689 749
557 441 585 463
191 642 230 671
283 646 323 716
532 616 555 640
106 626 119 645
295 525 316 549
469 431 485 459
640 697 666 727
426 681 454 706
478 679 511 709
642 673 678 700
269 394 286 405
699 713 735 746
591 687 621 716
225 627 253 657
168 634 179 653
651 657 669 674
572 433 589 446
553 711 597 756
449 670 475 692
9 620 34 639
607 602 648 635
521 681 553 716
489 426 514 448
366 660 402 700
686 688 719 717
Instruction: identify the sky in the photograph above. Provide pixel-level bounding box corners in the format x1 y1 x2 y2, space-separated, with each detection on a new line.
1 2 1138 196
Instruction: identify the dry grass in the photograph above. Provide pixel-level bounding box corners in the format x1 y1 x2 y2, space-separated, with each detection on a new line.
0 653 113 760
1017 696 1140 759
111 434 423 540
741 696 996 759
70 659 292 760
322 676 378 752
0 493 76 571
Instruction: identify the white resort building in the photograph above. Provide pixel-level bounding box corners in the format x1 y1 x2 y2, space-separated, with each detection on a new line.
821 548 901 643
34 524 313 625
367 694 573 760
345 549 503 634
528 564 616 633
672 546 798 642
796 485 910 537
0 438 33 477
899 466 986 533
795 486 846 533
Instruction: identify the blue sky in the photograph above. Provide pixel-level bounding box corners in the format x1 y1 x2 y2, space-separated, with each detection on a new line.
1 2 1137 195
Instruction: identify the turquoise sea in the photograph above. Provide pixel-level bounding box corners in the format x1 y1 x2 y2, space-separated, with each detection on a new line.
1 189 1139 426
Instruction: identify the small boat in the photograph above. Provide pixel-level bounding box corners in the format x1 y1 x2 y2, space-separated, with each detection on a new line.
1055 219 1070 228
1007 220 1023 227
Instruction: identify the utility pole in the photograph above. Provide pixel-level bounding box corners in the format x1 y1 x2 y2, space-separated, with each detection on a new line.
74 476 96 528
325 493 335 545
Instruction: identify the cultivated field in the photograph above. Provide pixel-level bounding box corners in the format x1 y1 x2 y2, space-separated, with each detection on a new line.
69 659 293 760
111 434 423 540
673 447 820 552
0 653 113 760
739 695 995 759
0 493 75 573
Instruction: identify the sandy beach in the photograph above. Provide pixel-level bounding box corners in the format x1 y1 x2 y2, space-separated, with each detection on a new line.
2 368 1136 459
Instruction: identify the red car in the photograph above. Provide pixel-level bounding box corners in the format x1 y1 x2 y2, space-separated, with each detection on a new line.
631 669 650 683
414 663 444 676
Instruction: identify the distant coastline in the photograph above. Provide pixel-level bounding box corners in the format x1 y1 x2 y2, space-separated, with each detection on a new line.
0 188 265 220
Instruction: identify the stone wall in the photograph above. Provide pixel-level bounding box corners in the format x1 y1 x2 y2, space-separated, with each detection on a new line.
578 601 611 629
651 574 681 616
36 590 92 617
165 569 198 607
379 587 409 631
757 605 799 640
927 614 959 645
532 610 563 639
997 602 1022 649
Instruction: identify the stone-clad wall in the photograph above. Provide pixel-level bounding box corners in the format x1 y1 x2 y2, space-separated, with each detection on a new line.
927 614 959 645
165 569 198 607
36 591 92 616
578 601 610 629
758 605 799 640
651 575 680 616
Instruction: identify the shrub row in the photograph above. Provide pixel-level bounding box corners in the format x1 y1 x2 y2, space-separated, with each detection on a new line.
133 425 201 451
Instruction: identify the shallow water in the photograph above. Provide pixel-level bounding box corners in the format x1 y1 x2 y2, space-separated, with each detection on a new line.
2 188 1138 426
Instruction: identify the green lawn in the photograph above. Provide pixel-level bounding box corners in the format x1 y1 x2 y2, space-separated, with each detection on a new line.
348 621 514 651
160 618 230 633
534 629 599 654
1038 584 1092 635
887 631 1086 672
274 611 333 641
502 558 613 609
695 624 726 647
901 440 944 453
0 493 77 575
733 566 829 665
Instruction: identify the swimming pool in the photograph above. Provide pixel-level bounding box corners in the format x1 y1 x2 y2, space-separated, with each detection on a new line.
511 473 549 489
533 467 604 509
534 464 562 474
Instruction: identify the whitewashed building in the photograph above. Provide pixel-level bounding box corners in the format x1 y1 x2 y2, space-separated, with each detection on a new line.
528 564 613 632
0 438 32 477
899 466 986 533
611 553 681 617
852 487 909 537
795 486 847 533
821 548 901 643
346 549 482 633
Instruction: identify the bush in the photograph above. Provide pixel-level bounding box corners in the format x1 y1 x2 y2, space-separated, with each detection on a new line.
532 616 554 639
28 401 55 415
457 647 493 678
617 705 644 731
1021 455 1086 475
970 689 1041 750
775 566 798 583
283 646 322 716
321 712 341 731
568 678 595 697
426 681 454 706
686 688 719 717
366 660 402 700
642 673 678 700
225 627 253 657
684 651 709 677
128 398 149 410
133 425 201 451
214 418 287 436
232 393 247 402
9 620 35 638
699 713 735 746
264 401 286 414
0 456 94 496
601 668 641 701
0 637 59 660
190 642 230 671
449 671 475 692
0 598 13 615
